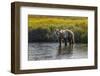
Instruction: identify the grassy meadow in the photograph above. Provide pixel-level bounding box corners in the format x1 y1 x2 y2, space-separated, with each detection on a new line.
28 15 88 43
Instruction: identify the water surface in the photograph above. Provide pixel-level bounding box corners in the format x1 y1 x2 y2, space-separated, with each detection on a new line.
28 43 87 61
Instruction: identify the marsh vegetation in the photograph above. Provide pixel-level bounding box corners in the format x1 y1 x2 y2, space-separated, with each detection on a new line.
28 15 88 43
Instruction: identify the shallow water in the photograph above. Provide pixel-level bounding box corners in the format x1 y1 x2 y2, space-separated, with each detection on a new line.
28 43 87 61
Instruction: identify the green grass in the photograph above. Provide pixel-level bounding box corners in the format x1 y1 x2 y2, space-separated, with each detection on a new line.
28 15 88 43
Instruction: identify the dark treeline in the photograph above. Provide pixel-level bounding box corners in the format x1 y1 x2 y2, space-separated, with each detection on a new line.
28 29 88 43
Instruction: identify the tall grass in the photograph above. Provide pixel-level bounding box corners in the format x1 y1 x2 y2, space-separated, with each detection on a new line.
28 15 88 43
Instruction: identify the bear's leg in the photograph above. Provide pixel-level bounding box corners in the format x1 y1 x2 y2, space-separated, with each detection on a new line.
59 37 62 47
68 38 72 45
64 38 67 46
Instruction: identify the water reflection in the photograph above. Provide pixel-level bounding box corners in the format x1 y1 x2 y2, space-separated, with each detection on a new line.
56 45 73 59
28 43 87 61
58 45 73 54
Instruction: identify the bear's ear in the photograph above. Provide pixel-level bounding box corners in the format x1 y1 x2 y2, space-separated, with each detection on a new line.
55 29 58 32
54 29 56 32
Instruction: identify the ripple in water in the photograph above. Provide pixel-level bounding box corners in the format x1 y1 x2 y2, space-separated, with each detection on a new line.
28 43 88 61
